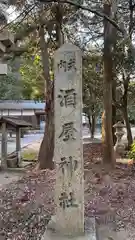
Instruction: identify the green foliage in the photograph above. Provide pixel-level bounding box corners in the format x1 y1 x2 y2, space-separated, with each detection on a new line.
0 73 23 100
128 141 135 160
83 51 103 117
20 52 44 100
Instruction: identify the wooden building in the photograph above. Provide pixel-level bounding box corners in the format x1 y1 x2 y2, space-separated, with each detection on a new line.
0 116 32 169
0 100 45 128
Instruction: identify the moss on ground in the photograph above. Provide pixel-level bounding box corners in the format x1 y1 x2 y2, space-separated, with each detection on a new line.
21 150 38 161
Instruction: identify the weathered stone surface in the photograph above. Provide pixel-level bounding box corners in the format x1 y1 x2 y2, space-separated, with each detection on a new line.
53 43 84 236
0 41 6 53
41 217 96 240
0 30 14 47
0 64 7 75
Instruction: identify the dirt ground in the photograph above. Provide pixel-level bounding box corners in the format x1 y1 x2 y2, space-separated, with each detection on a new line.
84 144 135 239
0 143 135 239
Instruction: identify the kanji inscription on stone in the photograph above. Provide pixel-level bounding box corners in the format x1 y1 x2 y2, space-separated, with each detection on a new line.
58 88 76 108
57 53 76 72
59 156 78 177
59 191 78 209
59 122 77 141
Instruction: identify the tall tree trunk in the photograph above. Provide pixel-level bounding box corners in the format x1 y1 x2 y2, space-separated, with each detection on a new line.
38 96 54 169
87 114 92 135
101 111 105 143
103 1 115 165
122 106 133 148
121 75 133 149
88 113 96 139
121 0 133 149
121 76 133 149
112 104 116 145
112 80 117 145
38 5 63 169
91 114 96 139
38 25 54 169
112 18 117 146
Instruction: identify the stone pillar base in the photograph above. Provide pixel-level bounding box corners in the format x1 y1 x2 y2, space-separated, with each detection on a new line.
41 216 97 240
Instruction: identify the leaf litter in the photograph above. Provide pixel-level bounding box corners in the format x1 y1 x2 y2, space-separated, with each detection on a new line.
0 143 135 239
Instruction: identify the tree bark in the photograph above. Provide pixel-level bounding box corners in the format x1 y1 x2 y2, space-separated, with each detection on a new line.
91 114 96 139
38 5 63 169
112 81 117 145
122 106 133 149
38 87 54 169
112 22 117 146
38 25 54 169
103 2 115 165
87 114 92 133
101 111 105 143
112 104 116 145
121 0 133 149
121 73 133 148
88 113 96 139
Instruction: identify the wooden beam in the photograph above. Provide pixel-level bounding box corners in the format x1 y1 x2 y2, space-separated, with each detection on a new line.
1 122 7 169
16 127 21 167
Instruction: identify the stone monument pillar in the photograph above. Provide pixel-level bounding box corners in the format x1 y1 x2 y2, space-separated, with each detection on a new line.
42 43 96 240
54 43 84 236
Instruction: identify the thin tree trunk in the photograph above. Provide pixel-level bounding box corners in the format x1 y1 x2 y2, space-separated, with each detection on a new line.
121 77 133 149
122 106 133 148
101 111 105 143
87 113 96 139
103 2 115 165
121 0 133 149
112 103 117 145
38 5 63 169
87 114 92 134
91 114 96 139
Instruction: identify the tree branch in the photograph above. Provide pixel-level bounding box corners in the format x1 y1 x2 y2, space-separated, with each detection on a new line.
2 0 126 58
39 0 125 34
3 17 55 58
14 18 55 42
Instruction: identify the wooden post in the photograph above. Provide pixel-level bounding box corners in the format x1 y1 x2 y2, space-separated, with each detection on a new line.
16 127 21 167
37 115 40 126
1 122 7 169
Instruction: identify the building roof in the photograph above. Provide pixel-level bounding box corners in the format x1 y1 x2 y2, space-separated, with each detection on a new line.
0 117 32 128
35 110 45 115
0 100 45 110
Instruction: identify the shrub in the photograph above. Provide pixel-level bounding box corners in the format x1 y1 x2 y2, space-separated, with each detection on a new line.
128 141 135 160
